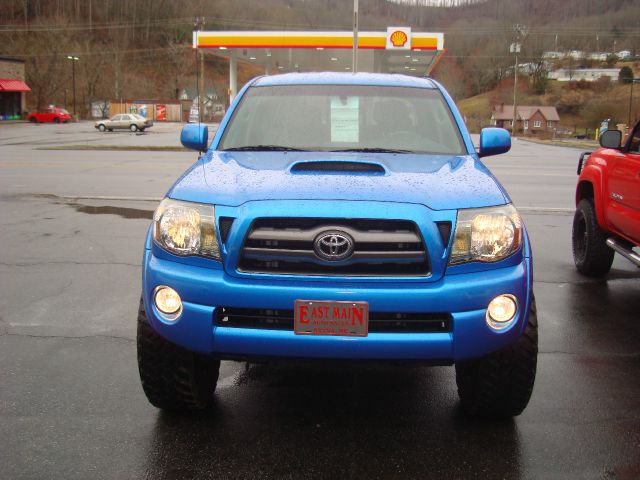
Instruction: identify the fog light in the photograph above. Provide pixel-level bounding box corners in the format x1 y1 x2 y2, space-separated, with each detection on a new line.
154 286 182 317
486 294 517 330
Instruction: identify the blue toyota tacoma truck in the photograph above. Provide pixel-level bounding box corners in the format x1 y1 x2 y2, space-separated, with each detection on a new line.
138 73 537 418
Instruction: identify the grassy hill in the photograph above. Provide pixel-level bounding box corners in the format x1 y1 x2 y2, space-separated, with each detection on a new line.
457 77 639 134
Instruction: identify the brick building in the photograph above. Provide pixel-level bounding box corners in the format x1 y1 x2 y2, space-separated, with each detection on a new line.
491 105 560 136
0 57 31 120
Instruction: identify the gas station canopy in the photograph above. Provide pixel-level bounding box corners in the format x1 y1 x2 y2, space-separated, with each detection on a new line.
193 28 444 101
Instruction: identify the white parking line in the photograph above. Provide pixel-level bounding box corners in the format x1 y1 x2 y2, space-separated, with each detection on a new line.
518 206 573 214
59 195 163 202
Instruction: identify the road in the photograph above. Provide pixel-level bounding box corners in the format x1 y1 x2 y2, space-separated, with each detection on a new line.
1 122 639 479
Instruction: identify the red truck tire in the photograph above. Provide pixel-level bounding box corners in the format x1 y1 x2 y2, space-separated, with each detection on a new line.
572 198 615 276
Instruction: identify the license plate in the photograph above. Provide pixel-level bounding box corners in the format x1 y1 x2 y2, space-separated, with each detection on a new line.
294 300 369 337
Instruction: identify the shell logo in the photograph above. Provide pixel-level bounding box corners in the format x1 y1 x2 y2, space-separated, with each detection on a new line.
389 30 408 47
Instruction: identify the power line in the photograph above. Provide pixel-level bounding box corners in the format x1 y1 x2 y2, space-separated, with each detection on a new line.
1 16 639 36
0 18 194 33
2 46 192 59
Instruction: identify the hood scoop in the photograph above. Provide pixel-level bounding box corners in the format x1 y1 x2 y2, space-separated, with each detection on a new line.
290 160 386 175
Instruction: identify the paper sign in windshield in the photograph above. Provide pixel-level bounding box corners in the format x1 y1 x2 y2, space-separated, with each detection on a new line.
331 96 359 143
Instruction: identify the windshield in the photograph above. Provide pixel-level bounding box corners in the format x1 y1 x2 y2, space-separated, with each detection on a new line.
220 84 465 155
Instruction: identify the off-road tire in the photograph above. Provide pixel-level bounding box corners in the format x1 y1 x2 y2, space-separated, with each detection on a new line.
137 299 220 411
130 124 138 132
455 297 538 418
572 198 614 276
98 124 106 132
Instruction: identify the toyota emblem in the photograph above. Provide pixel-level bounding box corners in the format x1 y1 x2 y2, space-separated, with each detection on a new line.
313 231 354 261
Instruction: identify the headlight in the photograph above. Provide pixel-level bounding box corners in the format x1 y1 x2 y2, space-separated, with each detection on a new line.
449 204 522 265
153 198 220 259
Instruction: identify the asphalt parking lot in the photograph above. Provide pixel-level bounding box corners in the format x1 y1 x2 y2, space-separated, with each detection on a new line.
1 121 639 479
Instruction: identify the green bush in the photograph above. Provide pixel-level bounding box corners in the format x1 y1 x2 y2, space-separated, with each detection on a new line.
619 66 634 84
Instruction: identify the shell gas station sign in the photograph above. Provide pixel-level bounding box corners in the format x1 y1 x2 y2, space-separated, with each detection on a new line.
386 27 411 50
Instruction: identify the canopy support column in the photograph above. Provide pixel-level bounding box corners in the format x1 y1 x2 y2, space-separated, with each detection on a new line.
229 50 238 104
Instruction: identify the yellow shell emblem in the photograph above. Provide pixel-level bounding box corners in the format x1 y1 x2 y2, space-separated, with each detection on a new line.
390 30 408 47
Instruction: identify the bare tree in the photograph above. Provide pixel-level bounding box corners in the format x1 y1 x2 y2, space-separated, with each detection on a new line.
78 40 111 117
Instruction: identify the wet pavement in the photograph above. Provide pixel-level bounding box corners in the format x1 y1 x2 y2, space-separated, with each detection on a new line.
1 123 639 479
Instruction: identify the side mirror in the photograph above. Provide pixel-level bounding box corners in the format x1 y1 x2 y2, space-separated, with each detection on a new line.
599 129 621 149
478 127 511 158
180 124 209 152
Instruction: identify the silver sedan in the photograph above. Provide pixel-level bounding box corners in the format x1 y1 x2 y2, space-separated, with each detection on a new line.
95 113 153 132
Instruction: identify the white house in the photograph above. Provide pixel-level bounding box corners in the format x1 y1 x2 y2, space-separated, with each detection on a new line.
548 68 619 82
587 52 609 61
617 50 632 60
542 51 563 59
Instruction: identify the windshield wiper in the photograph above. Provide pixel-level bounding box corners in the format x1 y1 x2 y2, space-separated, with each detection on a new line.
223 145 308 152
330 147 413 154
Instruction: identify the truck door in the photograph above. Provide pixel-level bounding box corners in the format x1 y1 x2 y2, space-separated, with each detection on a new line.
607 124 640 243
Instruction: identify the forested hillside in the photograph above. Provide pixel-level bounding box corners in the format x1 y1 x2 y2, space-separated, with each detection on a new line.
1 0 638 115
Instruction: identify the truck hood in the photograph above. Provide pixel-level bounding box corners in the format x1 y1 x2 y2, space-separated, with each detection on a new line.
168 151 509 210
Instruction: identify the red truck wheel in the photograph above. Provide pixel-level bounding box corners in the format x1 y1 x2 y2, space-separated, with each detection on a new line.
572 198 614 276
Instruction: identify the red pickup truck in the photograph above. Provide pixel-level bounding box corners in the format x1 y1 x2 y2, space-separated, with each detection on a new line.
572 121 640 276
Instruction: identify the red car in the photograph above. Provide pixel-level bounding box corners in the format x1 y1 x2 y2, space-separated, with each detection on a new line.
572 121 640 275
27 107 72 123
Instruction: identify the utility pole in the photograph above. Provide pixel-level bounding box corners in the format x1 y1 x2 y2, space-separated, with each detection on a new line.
67 55 79 119
510 42 520 135
198 17 205 123
629 78 639 127
510 24 527 136
352 0 359 73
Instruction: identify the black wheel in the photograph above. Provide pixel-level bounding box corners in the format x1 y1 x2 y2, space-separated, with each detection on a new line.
53 117 60 123
137 299 220 411
572 198 614 276
455 297 538 418
29 117 37 123
98 124 106 132
130 124 138 132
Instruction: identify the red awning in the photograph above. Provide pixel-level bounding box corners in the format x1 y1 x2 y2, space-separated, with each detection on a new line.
0 79 31 92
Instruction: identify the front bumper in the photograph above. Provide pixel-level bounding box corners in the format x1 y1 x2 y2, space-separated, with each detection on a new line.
142 249 533 362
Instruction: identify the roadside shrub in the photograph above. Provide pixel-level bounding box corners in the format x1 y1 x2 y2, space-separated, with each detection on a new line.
619 66 634 84
592 76 612 93
556 89 593 115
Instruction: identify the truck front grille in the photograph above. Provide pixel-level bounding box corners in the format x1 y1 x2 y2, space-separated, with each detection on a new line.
238 218 429 276
215 307 452 333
